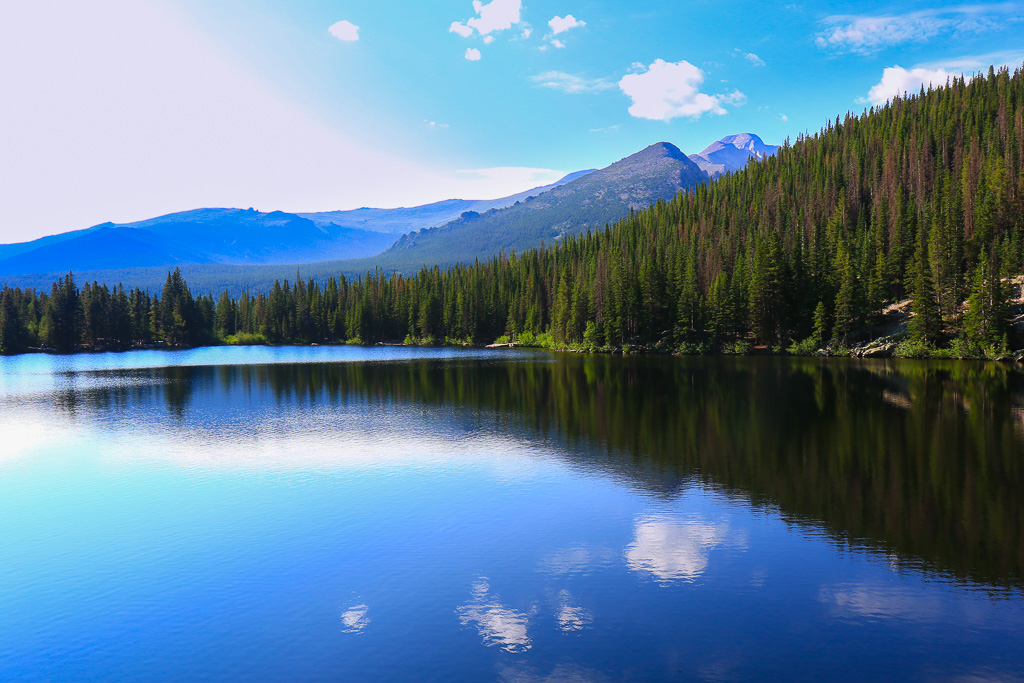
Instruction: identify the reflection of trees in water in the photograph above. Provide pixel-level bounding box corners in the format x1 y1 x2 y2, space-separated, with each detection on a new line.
52 355 1024 590
160 367 195 420
49 369 194 422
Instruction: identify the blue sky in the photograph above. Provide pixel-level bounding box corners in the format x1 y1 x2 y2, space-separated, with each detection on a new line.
3 1 1024 242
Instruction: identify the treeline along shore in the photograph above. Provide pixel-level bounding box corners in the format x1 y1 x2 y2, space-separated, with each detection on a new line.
3 65 1024 359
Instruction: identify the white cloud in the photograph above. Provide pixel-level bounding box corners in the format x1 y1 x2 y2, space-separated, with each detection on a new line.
531 71 615 94
549 14 586 35
734 49 766 67
459 0 522 36
465 47 482 61
863 66 954 105
862 52 1024 106
483 35 495 45
779 113 789 122
424 120 450 129
457 579 532 652
522 27 533 39
328 19 359 42
618 59 745 122
449 21 473 38
550 39 565 49
816 5 1022 54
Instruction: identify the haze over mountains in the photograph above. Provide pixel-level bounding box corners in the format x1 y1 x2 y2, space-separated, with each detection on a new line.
0 134 776 294
0 171 594 276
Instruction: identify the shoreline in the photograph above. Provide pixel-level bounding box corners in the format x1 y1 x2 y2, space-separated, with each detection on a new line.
6 336 1024 363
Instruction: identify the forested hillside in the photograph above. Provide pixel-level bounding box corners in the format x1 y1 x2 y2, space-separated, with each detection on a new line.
378 141 709 269
2 65 1023 357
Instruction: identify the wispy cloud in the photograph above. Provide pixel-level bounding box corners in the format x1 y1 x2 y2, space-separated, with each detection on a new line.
817 4 1022 54
733 48 765 67
328 20 359 42
531 71 615 94
618 59 745 122
424 120 450 129
455 167 564 186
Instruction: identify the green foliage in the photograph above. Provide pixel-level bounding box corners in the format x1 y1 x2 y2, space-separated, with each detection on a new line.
787 336 820 356
223 332 267 345
894 339 942 358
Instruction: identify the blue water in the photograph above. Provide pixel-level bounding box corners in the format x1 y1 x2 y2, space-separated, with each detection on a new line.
1 347 1022 681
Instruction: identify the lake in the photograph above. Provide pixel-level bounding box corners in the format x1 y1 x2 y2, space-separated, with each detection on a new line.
1 346 1023 681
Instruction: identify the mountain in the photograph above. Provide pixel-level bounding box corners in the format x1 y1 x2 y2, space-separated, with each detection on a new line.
0 171 593 279
298 169 595 234
0 138 754 294
0 209 398 275
376 142 708 268
688 133 779 178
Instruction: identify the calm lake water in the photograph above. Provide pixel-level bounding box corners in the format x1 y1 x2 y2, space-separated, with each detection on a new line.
1 346 1023 681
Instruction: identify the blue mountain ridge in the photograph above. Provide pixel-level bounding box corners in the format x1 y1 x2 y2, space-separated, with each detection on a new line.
0 134 776 292
0 172 595 278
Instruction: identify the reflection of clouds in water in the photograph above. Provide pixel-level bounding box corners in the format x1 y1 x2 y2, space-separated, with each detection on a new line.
820 584 945 622
457 579 532 652
498 662 609 682
340 603 370 633
624 514 730 583
540 546 617 575
555 589 592 632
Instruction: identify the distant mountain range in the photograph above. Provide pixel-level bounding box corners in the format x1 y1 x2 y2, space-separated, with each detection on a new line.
298 169 596 235
0 134 776 293
689 133 779 178
0 171 593 277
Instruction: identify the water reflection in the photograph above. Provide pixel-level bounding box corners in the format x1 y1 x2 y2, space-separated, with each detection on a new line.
3 352 1024 592
624 514 731 583
457 579 533 652
540 546 617 576
340 603 370 633
820 584 947 623
553 590 592 633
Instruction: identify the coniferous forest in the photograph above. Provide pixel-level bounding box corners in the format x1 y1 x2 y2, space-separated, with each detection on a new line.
3 65 1024 358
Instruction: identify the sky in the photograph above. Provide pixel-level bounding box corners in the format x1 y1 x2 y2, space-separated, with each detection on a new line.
3 0 1024 243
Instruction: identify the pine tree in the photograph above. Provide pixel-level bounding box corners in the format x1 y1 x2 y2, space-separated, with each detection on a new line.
908 227 942 344
963 250 1010 351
